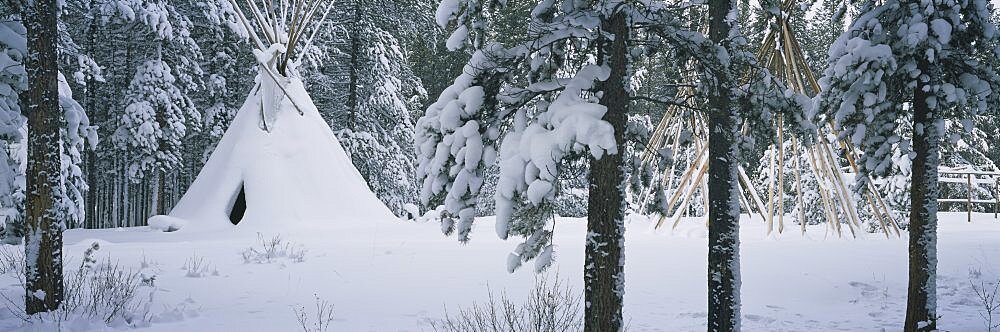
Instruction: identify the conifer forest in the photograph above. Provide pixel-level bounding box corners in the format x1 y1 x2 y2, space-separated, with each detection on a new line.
1 0 1000 330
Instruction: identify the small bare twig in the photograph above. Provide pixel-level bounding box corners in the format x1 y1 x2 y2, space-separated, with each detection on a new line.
971 278 1000 331
293 294 335 332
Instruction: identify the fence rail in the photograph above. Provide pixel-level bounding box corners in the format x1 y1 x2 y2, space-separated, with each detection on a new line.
937 167 1000 222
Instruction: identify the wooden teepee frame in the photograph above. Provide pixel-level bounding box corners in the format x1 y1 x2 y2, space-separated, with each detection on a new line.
225 0 335 130
226 0 335 73
640 0 900 237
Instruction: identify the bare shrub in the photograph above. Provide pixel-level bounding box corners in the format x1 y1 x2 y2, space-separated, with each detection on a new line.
182 255 217 278
3 242 156 327
428 276 582 332
241 233 306 264
293 294 335 332
0 244 24 275
971 277 1000 331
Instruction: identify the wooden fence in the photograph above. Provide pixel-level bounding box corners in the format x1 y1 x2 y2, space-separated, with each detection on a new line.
938 167 1000 222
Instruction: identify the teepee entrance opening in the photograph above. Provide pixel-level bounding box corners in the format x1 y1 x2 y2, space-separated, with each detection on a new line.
229 184 247 225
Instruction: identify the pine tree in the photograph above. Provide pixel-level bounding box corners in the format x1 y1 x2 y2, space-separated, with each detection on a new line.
803 0 845 74
420 1 639 329
54 0 229 227
420 1 805 330
56 74 98 228
0 18 28 243
113 60 199 184
303 0 427 216
23 0 66 313
0 9 98 238
335 7 424 216
818 0 1000 329
706 0 741 328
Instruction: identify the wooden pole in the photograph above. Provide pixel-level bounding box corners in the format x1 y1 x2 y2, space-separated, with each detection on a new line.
819 141 860 235
738 182 752 215
667 158 710 230
968 173 973 222
765 146 776 233
791 137 807 234
839 139 897 235
738 166 768 221
702 180 711 223
663 148 707 213
806 146 842 235
777 116 786 234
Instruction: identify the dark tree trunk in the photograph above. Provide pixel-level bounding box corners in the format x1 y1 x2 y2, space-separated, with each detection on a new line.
904 60 938 332
83 7 98 230
584 10 627 332
157 170 167 215
346 0 362 130
706 0 742 329
23 0 66 314
85 150 96 228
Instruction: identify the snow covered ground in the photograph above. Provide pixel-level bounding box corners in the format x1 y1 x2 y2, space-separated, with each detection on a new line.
0 212 998 331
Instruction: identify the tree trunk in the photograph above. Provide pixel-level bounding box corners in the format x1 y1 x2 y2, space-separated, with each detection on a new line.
706 0 742 329
83 8 98 230
346 0 362 131
904 60 938 332
584 10 627 332
23 0 66 314
157 170 167 215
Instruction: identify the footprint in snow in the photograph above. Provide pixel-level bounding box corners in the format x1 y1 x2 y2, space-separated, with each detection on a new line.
848 281 878 291
676 312 707 318
744 314 776 324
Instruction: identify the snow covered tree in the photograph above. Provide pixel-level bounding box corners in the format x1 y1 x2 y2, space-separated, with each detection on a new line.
22 0 66 313
818 0 1000 329
113 59 199 214
420 0 805 329
52 0 226 226
0 18 28 243
705 0 742 328
803 0 846 74
56 74 98 229
419 1 636 329
302 0 427 216
106 1 205 216
0 0 102 314
336 13 424 216
187 0 253 169
0 10 98 238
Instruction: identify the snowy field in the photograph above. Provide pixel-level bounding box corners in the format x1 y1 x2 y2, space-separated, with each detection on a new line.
0 212 998 331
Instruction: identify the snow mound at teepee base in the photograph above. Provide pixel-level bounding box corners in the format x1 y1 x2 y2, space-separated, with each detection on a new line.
149 75 395 232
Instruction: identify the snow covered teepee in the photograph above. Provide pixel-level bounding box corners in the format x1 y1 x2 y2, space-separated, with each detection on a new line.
149 0 393 231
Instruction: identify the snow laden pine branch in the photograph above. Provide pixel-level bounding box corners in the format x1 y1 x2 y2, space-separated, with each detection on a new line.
817 0 1000 192
817 0 999 329
417 0 814 275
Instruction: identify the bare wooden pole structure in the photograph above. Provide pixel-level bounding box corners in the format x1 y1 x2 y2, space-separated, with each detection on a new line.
224 0 334 131
638 0 899 237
